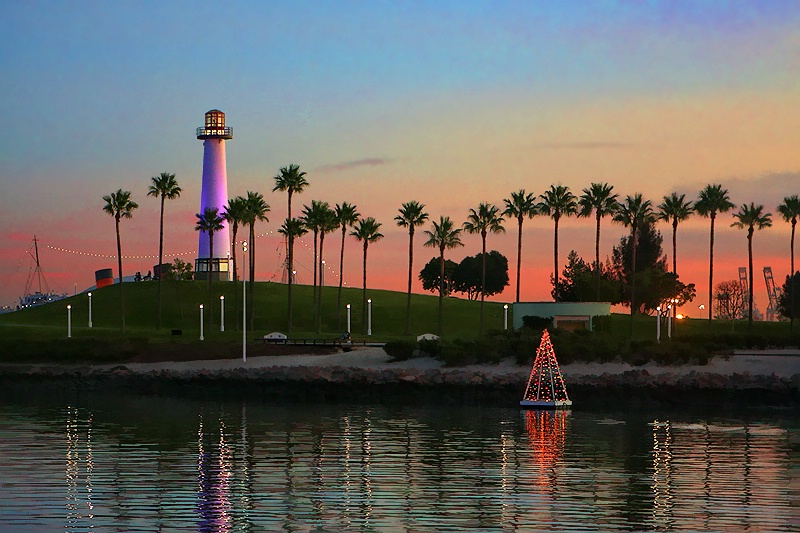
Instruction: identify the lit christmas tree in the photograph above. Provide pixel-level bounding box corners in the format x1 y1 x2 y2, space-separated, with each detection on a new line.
520 329 572 408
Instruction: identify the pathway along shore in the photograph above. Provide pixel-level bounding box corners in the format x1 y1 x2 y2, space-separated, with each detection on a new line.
2 348 799 407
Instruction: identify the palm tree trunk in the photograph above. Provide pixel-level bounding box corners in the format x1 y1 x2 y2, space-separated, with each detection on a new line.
553 216 560 302
672 218 678 320
595 212 601 301
405 228 414 334
708 215 716 322
208 231 215 325
337 228 346 330
630 226 638 338
116 216 125 333
791 220 796 331
249 223 255 330
748 228 754 334
516 217 523 303
480 233 486 336
362 242 368 334
312 230 318 309
288 235 294 333
317 233 326 334
231 224 238 283
438 249 445 336
157 195 165 328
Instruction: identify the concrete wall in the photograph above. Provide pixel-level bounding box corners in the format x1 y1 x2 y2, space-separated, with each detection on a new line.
512 302 612 330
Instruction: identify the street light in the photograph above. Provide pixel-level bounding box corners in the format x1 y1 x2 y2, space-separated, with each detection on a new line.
242 241 248 362
220 295 225 332
199 304 204 341
346 303 351 334
67 304 72 338
367 298 372 336
503 304 509 330
88 292 93 328
321 260 326 286
656 306 662 343
292 270 297 284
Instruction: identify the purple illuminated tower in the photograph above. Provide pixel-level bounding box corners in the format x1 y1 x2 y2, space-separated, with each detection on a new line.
195 110 232 281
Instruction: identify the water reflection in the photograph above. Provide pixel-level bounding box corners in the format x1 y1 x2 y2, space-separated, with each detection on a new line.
0 397 797 532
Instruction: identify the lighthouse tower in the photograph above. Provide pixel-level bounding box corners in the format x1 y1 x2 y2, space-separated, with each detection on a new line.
195 109 233 281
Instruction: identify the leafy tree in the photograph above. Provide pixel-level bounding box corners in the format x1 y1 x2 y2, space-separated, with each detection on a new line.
503 189 537 302
222 196 248 282
452 251 509 300
657 192 693 277
195 207 225 325
613 194 655 334
778 195 800 330
578 182 618 301
279 218 308 333
463 202 505 334
714 279 745 330
334 202 360 328
164 257 193 281
102 189 138 332
242 191 270 329
538 185 578 301
351 217 383 334
779 272 800 322
396 201 429 334
553 250 619 303
419 257 458 296
423 216 464 336
147 172 182 328
731 203 772 332
695 184 735 322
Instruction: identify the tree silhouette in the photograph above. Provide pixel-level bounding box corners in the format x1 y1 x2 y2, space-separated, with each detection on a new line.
538 185 578 302
657 192 693 276
424 216 464 336
273 164 309 280
279 218 308 333
195 207 225 325
463 202 505 335
503 190 537 302
102 189 138 333
351 217 384 334
147 172 181 329
731 203 772 333
222 196 248 282
335 202 360 329
242 191 270 329
778 195 800 331
578 182 618 301
695 184 735 322
396 201 429 334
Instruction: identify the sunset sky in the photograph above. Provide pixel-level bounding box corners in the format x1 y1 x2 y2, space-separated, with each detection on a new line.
2 1 799 315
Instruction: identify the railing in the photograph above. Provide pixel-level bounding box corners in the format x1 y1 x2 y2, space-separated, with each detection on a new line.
196 126 233 139
259 338 381 347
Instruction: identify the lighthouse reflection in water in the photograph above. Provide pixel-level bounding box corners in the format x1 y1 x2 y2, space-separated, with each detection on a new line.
0 398 796 532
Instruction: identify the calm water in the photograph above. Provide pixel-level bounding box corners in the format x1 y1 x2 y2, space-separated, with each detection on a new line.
0 391 798 532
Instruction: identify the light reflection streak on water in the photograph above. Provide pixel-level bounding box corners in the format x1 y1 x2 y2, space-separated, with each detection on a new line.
0 401 797 531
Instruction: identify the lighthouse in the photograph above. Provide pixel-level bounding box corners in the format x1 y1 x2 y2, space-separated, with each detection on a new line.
195 109 233 281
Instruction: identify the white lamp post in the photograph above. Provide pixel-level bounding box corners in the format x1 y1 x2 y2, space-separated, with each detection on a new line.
242 241 248 362
667 304 672 339
88 292 93 328
367 298 372 336
220 295 225 332
321 260 325 286
199 304 204 341
346 303 351 334
656 306 662 343
67 304 72 338
503 304 509 330
292 270 297 284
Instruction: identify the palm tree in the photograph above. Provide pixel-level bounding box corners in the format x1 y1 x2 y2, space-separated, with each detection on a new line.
301 200 331 308
395 201 429 334
102 189 138 333
695 184 735 322
278 218 308 333
147 172 181 329
657 192 693 277
503 190 537 303
778 195 800 330
578 183 618 301
316 205 339 333
222 196 248 282
613 193 655 336
242 191 270 329
335 202 360 329
273 164 309 280
538 185 578 301
423 216 464 336
732 203 772 332
463 203 505 335
351 218 384 334
195 207 225 325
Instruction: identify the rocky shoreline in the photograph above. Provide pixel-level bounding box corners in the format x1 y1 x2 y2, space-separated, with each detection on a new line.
3 361 799 408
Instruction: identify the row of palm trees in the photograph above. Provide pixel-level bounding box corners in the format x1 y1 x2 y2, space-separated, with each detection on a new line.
103 169 800 336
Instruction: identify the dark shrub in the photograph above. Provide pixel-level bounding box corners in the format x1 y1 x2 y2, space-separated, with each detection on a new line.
383 340 416 362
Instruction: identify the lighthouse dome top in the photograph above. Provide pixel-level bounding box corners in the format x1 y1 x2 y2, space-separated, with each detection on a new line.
197 109 233 140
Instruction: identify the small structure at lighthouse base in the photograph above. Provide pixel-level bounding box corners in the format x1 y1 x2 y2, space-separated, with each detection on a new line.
520 329 572 409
